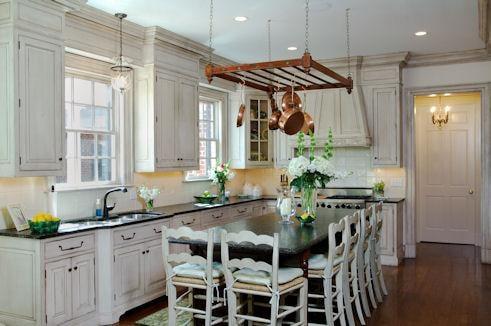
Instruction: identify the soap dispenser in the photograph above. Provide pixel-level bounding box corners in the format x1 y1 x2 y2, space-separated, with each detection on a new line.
95 198 102 218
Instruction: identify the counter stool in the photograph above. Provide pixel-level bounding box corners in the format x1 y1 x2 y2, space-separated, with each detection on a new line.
370 202 388 303
357 206 378 316
342 212 365 326
307 219 347 326
162 226 225 325
220 230 308 325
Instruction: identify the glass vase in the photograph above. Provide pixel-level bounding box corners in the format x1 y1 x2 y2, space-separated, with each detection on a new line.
218 182 226 202
300 186 317 224
145 199 154 212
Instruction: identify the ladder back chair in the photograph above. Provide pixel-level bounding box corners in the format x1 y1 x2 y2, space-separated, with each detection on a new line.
220 230 307 326
357 206 377 316
307 218 348 326
162 226 225 325
370 202 388 303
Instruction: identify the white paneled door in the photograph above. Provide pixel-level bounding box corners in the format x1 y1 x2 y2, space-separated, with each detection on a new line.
416 93 480 244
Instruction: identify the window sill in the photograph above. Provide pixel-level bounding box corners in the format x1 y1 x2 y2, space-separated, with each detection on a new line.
52 184 133 193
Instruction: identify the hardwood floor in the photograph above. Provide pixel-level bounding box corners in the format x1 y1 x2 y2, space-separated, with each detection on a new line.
118 243 491 325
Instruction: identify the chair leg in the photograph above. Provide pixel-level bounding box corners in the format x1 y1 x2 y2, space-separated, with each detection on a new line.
343 268 356 326
335 271 347 326
352 261 366 325
167 283 177 326
205 285 213 325
323 277 335 326
365 262 377 309
298 278 308 325
269 294 279 326
357 257 371 317
227 291 238 326
371 258 383 303
247 294 253 326
377 259 388 296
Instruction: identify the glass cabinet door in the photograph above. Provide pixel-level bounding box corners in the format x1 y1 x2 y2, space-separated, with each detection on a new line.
249 98 270 163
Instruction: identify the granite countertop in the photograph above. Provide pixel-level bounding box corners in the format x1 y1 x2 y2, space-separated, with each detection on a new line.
0 196 267 240
172 209 354 255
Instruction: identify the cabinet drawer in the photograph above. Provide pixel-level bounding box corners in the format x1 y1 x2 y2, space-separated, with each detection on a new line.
113 225 147 247
45 234 95 259
228 204 252 218
171 213 201 230
201 208 230 227
142 220 171 238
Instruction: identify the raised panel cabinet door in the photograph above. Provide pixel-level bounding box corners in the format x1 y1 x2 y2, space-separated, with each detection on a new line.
379 205 395 256
113 243 145 306
71 253 95 319
18 36 64 173
274 131 294 168
144 239 166 295
155 72 178 168
372 87 400 166
46 258 72 325
177 78 198 168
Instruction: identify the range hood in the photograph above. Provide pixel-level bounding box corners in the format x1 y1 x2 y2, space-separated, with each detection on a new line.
297 85 372 147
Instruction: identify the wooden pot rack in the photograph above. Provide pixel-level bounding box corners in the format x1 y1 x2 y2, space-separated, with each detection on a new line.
205 52 353 94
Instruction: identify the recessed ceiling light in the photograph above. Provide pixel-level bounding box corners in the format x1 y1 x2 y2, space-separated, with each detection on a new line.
443 93 452 96
234 16 248 22
287 46 298 51
428 94 437 97
415 31 427 36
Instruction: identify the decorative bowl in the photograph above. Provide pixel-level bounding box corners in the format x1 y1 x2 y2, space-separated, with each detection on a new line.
194 195 218 205
295 214 316 225
28 220 60 235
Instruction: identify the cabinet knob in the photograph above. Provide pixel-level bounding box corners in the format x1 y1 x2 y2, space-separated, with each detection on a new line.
68 268 72 272
58 157 63 161
73 266 78 271
374 157 378 160
146 250 149 253
142 251 146 255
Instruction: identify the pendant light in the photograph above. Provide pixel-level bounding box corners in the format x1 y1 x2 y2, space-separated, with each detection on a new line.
111 13 132 93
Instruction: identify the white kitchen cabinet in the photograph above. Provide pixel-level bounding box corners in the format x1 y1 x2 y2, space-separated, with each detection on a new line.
229 93 273 169
377 201 404 266
144 239 167 295
46 258 73 325
371 86 401 167
113 243 146 306
0 1 66 177
45 252 96 325
177 78 199 168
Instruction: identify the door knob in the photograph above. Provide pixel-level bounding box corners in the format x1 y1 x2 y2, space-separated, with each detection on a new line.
469 189 474 194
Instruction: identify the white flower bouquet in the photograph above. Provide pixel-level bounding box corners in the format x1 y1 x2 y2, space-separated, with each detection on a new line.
138 186 160 211
208 162 235 200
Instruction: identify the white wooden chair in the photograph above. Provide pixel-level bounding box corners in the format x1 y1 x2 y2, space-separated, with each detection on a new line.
370 202 388 303
357 206 378 316
307 219 348 326
220 230 308 325
162 226 225 325
341 211 366 326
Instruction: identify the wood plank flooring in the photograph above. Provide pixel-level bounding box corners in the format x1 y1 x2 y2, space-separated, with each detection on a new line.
118 243 491 325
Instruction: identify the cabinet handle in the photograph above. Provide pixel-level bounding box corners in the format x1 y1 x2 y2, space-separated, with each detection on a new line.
153 227 162 234
237 208 247 214
73 266 78 271
59 241 84 251
121 233 136 241
212 213 224 219
181 219 196 226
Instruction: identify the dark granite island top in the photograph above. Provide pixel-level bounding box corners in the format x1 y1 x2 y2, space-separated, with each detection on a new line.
172 208 355 256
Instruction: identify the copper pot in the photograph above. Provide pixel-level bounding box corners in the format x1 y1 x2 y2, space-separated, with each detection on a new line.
236 104 246 127
279 108 305 135
268 92 281 130
300 112 315 134
281 90 302 111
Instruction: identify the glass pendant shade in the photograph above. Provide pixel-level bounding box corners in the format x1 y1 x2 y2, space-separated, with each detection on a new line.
111 13 133 93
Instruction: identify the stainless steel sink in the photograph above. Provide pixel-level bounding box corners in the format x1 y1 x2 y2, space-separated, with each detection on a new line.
117 213 162 222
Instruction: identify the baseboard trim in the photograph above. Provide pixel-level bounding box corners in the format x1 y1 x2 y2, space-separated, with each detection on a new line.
481 248 491 264
404 244 416 258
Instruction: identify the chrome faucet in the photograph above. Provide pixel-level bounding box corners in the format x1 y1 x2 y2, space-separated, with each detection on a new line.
103 187 128 219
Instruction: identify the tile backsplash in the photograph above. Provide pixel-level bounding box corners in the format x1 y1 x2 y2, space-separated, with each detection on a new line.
0 148 405 228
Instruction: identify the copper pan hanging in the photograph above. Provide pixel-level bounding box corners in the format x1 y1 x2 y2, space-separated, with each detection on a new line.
268 91 281 130
236 81 246 127
300 91 314 134
278 87 305 135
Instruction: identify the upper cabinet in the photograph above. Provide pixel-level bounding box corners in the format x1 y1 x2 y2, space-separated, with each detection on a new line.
228 92 273 169
134 32 200 172
0 0 68 176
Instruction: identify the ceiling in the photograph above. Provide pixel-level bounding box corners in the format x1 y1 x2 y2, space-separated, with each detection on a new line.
87 0 485 63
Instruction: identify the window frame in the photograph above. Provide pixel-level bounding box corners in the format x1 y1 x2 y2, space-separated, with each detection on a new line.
184 87 227 182
54 70 124 191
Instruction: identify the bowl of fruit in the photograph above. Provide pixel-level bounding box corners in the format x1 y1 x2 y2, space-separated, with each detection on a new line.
28 213 61 235
194 191 218 205
296 212 316 225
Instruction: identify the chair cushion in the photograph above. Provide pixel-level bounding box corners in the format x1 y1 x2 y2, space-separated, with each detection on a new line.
173 262 224 279
232 267 303 286
308 253 354 270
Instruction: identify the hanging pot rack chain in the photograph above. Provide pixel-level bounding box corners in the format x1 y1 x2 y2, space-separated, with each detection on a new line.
208 0 214 65
346 8 352 78
305 0 310 53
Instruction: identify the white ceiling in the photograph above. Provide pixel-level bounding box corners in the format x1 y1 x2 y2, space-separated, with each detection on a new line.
87 0 485 63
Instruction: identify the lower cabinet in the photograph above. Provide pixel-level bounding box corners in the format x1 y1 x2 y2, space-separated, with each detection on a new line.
113 244 146 306
378 202 404 266
46 253 96 325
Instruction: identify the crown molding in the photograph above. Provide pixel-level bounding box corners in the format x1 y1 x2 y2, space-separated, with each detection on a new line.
51 0 87 12
479 0 490 45
406 48 491 67
145 26 209 58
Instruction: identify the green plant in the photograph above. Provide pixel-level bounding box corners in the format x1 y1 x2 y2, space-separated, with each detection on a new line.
373 180 385 193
